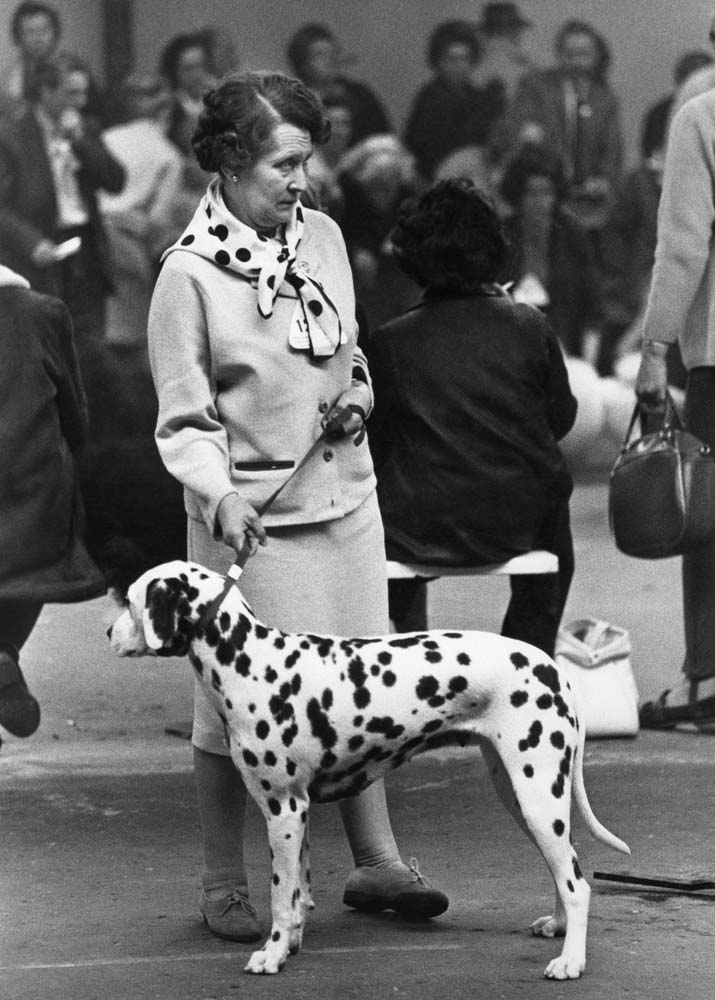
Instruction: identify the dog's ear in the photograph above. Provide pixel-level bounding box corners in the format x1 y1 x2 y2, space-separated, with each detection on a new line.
142 578 176 651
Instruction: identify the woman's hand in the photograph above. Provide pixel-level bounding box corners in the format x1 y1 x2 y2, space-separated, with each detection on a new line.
635 340 669 413
216 493 267 560
322 382 370 440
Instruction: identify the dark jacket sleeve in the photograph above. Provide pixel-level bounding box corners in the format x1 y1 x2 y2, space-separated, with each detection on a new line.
73 118 125 194
363 329 397 474
544 321 578 441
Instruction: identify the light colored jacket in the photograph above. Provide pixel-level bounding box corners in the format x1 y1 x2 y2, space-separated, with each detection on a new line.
642 89 715 368
148 207 376 534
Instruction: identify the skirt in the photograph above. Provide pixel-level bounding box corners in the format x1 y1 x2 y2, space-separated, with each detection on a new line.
188 490 389 754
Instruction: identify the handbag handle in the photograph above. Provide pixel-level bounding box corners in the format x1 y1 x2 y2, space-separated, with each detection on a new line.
621 391 683 452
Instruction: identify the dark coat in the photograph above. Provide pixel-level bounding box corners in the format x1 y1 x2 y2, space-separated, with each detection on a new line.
0 282 106 601
366 290 576 565
404 76 503 180
0 108 125 296
502 207 603 356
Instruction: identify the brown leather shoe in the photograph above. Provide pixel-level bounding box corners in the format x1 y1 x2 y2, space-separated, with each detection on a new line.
343 859 449 919
199 888 262 942
0 652 40 738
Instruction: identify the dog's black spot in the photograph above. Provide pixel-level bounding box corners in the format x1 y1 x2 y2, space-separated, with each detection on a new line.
511 651 529 669
286 759 296 776
352 715 363 727
523 764 534 778
567 880 574 894
273 873 280 885
300 640 310 650
211 668 222 692
322 688 333 710
444 632 463 638
382 670 396 687
423 640 439 650
225 698 232 710
230 614 252 650
272 930 281 941
519 720 543 751
321 750 337 768
573 858 583 880
307 697 337 749
243 748 258 767
377 651 392 665
285 649 301 669
261 779 271 791
317 638 334 658
256 719 270 740
366 716 405 740
553 819 565 836
370 664 380 676
425 649 442 664
552 772 566 798
422 719 442 734
219 611 231 632
457 653 471 666
291 888 301 907
265 666 277 683
537 693 553 710
511 690 529 707
234 652 251 676
388 635 423 649
348 734 364 751
289 797 297 812
348 656 366 689
264 750 277 766
353 687 371 709
550 730 565 749
215 639 235 665
274 636 286 649
291 673 302 695
416 676 439 700
282 723 298 747
300 810 307 823
269 692 294 725
449 675 468 693
268 798 281 815
255 624 269 640
533 662 561 694
428 695 445 708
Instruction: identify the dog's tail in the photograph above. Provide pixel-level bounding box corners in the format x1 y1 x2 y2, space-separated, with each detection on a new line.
573 716 631 856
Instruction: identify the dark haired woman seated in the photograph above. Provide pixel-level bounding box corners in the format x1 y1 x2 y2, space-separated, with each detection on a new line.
365 179 577 652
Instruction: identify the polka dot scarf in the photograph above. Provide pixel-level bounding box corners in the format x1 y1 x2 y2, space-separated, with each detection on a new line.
163 178 345 359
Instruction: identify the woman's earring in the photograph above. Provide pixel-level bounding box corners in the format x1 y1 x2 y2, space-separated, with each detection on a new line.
231 174 238 182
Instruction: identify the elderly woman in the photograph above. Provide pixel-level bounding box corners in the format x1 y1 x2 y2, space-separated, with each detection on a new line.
365 179 577 650
147 71 447 943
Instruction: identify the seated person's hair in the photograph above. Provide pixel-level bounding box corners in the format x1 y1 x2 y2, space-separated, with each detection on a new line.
286 22 337 77
427 20 481 69
192 70 330 174
499 145 568 208
391 178 507 292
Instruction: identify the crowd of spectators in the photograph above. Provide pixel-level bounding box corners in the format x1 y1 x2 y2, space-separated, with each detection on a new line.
0 0 710 587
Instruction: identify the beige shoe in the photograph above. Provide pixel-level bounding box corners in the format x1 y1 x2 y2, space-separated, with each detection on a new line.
343 859 449 919
199 888 262 942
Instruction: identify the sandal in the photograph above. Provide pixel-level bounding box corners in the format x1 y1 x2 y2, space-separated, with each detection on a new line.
639 680 715 731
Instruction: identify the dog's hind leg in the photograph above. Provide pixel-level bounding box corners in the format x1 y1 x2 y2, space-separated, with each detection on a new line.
289 815 314 956
244 797 310 975
480 739 589 980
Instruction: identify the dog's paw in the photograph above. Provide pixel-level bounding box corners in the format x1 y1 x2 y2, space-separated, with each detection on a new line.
288 926 303 955
543 952 585 980
530 914 566 938
244 948 284 975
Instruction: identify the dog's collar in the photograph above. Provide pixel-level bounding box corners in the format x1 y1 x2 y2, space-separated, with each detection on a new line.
198 561 243 632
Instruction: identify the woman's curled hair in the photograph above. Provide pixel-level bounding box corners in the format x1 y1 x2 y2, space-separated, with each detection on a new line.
392 178 507 292
192 71 331 174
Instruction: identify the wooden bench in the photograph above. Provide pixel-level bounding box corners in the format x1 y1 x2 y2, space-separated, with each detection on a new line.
386 550 559 580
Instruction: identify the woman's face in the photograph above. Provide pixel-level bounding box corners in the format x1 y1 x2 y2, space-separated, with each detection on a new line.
558 31 598 78
17 12 56 60
436 42 475 87
226 122 313 231
176 45 210 98
302 39 339 87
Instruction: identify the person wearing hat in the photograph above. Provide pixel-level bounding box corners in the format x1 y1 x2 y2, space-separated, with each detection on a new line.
473 2 533 105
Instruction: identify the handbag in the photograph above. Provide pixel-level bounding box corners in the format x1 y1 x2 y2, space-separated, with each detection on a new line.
555 618 639 739
608 393 715 559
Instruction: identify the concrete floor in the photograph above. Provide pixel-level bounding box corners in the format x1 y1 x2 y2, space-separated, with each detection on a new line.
2 480 714 999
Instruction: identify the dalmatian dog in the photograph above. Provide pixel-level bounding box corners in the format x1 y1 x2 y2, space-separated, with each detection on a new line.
109 560 630 980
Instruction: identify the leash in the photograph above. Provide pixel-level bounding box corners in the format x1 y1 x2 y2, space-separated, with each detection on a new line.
593 871 715 893
197 430 330 630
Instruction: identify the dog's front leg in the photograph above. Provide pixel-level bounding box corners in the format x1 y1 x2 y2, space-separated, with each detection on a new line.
244 800 309 975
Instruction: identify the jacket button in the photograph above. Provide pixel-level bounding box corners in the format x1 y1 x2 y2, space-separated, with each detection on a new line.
318 401 329 413
323 449 334 462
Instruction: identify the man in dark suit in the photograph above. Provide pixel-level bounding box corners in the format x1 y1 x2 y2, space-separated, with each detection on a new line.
0 53 123 341
0 51 125 430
